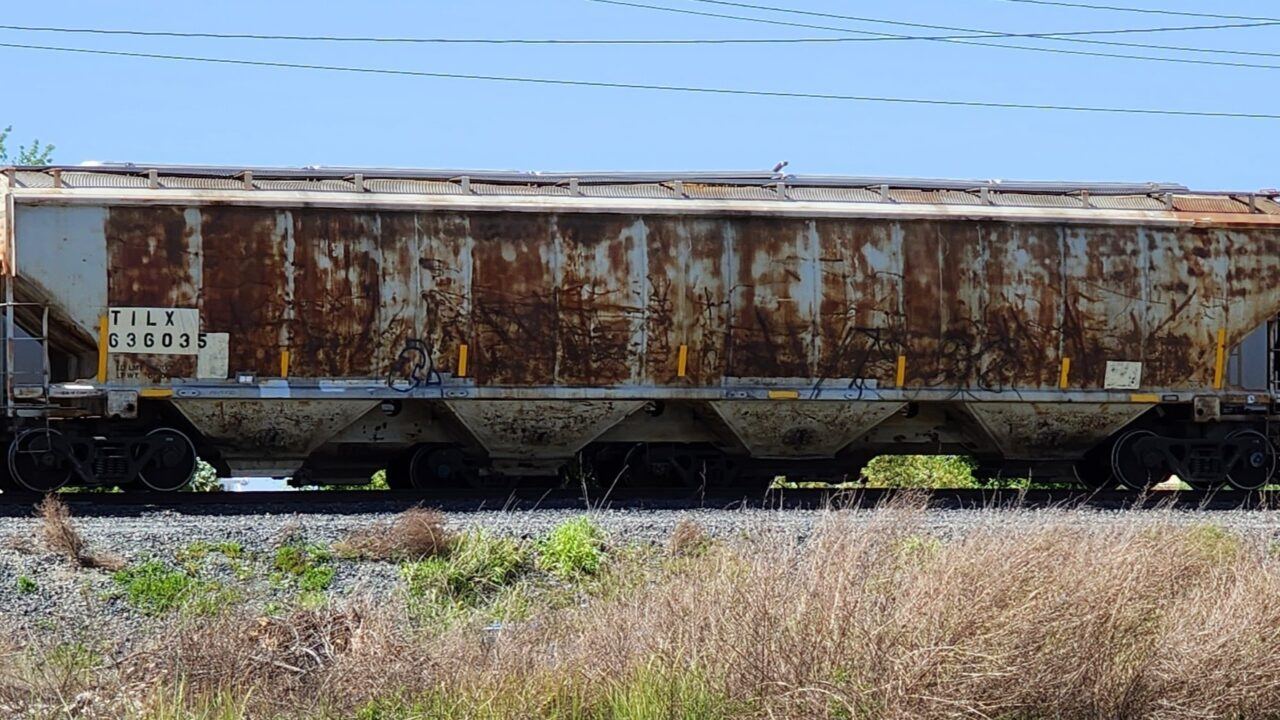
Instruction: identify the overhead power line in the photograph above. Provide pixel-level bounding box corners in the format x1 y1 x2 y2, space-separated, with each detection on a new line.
999 0 1280 23
0 19 1271 46
683 0 1280 58
0 41 1276 120
587 0 1280 68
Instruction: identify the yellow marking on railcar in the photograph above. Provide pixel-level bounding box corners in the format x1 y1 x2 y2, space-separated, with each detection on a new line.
1213 328 1227 389
457 343 469 378
280 349 291 378
96 314 108 383
1058 357 1071 389
895 355 907 388
768 390 800 400
139 388 173 398
1129 393 1160 404
676 344 688 378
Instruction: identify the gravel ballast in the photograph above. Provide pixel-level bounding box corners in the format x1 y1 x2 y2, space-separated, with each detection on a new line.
2 505 1280 640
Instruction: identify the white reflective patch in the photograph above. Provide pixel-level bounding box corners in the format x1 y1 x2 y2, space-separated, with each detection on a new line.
108 307 199 355
1104 361 1143 390
197 332 229 379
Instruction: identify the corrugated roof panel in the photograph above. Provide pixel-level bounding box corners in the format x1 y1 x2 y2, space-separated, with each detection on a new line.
364 179 465 195
160 176 246 190
579 183 681 199
1089 195 1167 211
888 189 983 205
991 193 1086 209
253 179 357 192
788 187 882 203
60 172 150 189
12 171 53 188
1172 195 1250 214
1256 197 1280 215
682 184 780 201
471 183 573 196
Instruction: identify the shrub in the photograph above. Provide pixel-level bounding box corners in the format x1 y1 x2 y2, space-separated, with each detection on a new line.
537 517 605 579
16 575 36 594
401 530 527 610
335 508 453 561
863 455 978 489
37 494 124 570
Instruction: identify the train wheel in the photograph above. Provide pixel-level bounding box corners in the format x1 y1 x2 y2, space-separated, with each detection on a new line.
1225 429 1276 491
137 428 198 492
408 446 476 490
9 429 74 493
1111 430 1163 491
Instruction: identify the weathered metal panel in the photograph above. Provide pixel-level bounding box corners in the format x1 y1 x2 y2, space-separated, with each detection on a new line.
174 399 377 475
1061 224 1147 389
105 206 199 379
444 399 643 471
417 213 471 379
289 211 380 377
470 213 557 385
199 208 289 377
553 215 645 386
965 402 1152 459
642 218 730 385
727 218 814 378
710 401 907 458
813 219 902 386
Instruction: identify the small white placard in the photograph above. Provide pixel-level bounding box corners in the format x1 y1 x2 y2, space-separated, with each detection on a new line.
197 333 229 379
1104 361 1143 390
108 307 200 355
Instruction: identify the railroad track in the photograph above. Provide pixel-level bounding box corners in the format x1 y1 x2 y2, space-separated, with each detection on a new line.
0 487 1277 517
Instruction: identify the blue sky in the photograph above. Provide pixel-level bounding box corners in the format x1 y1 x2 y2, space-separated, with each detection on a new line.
2 0 1276 189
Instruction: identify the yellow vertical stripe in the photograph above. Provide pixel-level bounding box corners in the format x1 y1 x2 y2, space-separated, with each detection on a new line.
676 344 688 378
96 314 109 383
1213 328 1227 389
1059 357 1071 389
457 344 469 378
280 349 290 378
895 355 907 388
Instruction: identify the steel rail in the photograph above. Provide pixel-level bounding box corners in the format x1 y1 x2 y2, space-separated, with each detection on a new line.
0 488 1274 517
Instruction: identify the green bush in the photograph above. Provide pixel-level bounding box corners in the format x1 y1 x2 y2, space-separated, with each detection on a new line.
863 455 979 489
538 516 605 579
16 575 36 594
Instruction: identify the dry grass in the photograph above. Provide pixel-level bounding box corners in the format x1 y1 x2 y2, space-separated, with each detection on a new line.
667 517 710 557
36 495 124 571
333 508 453 561
9 504 1280 719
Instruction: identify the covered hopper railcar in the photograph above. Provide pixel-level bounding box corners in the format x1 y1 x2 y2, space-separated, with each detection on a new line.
1 165 1279 492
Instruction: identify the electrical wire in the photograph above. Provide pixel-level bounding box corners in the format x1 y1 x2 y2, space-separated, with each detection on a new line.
588 0 1280 69
0 19 1271 45
998 0 1280 23
0 40 1275 119
684 0 1280 59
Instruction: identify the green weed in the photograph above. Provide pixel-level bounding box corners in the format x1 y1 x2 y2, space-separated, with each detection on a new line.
16 575 36 594
273 542 335 592
113 561 194 615
538 516 605 579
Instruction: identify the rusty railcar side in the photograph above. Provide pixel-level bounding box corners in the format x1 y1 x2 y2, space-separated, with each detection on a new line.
83 206 1280 393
